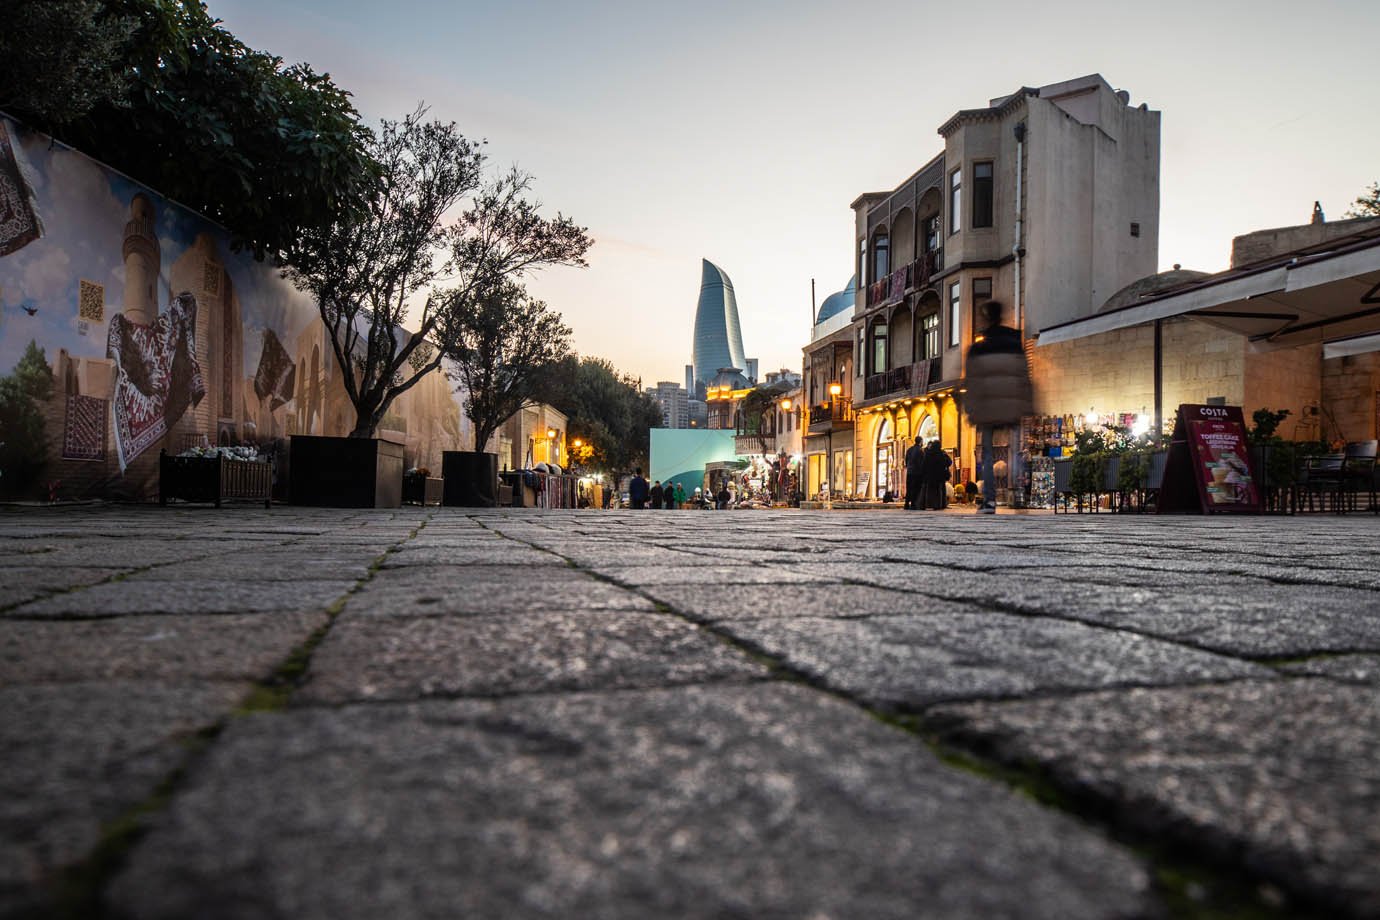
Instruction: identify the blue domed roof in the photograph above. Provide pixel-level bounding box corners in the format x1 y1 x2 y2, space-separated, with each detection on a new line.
816 276 856 323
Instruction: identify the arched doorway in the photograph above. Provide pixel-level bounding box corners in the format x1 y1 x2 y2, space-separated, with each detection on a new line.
875 416 893 499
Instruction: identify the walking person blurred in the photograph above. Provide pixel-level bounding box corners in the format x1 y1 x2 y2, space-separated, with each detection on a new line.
674 482 686 509
962 300 1032 514
629 468 649 509
649 480 664 509
663 480 677 510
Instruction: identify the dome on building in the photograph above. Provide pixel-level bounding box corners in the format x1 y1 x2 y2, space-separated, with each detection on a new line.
707 367 750 390
692 259 749 392
1099 266 1210 313
816 276 856 324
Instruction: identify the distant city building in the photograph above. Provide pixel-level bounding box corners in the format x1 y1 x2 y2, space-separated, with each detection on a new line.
645 381 689 429
764 368 802 388
691 259 756 394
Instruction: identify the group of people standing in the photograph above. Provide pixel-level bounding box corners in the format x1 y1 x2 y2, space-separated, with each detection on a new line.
626 469 687 510
903 438 952 510
900 298 1032 514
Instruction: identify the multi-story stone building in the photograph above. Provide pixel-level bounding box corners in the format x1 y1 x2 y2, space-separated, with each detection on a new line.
802 278 856 499
844 73 1160 499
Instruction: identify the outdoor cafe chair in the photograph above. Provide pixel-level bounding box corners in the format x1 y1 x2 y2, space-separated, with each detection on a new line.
1298 453 1344 512
1340 440 1378 513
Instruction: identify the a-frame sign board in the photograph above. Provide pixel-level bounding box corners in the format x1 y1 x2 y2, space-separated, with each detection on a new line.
1157 404 1262 514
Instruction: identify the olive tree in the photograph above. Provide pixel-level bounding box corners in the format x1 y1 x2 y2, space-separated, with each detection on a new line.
285 109 590 438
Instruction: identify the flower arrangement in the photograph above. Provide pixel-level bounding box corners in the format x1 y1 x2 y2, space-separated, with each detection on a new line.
177 445 261 461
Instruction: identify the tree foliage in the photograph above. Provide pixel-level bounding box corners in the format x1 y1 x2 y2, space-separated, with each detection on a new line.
285 108 590 438
0 0 138 124
0 341 55 497
449 282 573 454
538 356 664 473
1344 182 1380 219
2 0 378 260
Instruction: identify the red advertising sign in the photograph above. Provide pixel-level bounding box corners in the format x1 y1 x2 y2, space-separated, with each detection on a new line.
1158 405 1261 514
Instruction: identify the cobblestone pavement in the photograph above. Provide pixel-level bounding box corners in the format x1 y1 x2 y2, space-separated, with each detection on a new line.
2 504 1378 919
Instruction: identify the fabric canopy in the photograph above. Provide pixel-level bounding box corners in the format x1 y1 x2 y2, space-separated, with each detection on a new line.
1037 230 1380 351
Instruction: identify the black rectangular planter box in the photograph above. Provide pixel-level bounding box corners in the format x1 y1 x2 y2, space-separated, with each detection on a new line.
442 451 499 507
160 450 272 508
289 435 404 508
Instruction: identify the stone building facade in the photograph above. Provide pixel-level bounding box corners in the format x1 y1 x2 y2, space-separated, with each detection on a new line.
840 73 1160 499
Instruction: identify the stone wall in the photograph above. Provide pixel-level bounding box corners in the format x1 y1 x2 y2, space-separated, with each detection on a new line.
1031 317 1247 423
1322 353 1379 442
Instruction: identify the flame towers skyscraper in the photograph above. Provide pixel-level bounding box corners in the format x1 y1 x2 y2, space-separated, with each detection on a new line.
690 258 752 394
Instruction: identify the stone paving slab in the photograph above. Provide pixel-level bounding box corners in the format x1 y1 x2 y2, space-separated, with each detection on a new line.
930 679 1380 918
347 565 655 616
787 564 1380 658
299 610 766 703
640 581 978 622
1278 653 1380 684
595 562 840 586
0 565 124 609
720 612 1273 709
124 549 384 583
379 542 567 567
4 578 357 619
0 680 247 917
107 684 1156 920
0 539 232 570
0 611 328 683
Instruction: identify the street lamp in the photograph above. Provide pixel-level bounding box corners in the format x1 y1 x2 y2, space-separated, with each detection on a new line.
826 382 842 503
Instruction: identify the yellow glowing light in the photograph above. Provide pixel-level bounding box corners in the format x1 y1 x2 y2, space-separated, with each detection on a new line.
573 438 583 448
779 398 792 411
546 428 557 439
828 382 842 397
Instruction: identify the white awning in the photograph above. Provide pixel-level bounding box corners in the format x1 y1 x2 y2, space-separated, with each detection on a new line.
1037 234 1380 350
1323 331 1380 359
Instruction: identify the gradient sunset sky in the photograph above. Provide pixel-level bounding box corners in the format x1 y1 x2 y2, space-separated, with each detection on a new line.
214 0 1380 387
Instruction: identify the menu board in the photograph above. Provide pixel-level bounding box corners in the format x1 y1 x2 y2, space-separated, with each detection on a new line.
1158 405 1261 514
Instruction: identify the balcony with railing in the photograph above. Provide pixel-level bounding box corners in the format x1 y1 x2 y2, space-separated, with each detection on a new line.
865 249 944 309
806 401 854 435
862 358 943 402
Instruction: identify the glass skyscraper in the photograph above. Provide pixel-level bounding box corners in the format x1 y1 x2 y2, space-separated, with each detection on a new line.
691 258 749 392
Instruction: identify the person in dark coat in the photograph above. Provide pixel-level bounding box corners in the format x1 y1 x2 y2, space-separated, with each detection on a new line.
629 468 649 509
963 300 1033 514
903 436 924 510
921 440 952 509
649 480 664 509
663 480 677 509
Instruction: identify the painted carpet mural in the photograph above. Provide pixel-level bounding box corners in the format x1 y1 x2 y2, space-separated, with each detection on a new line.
0 114 468 500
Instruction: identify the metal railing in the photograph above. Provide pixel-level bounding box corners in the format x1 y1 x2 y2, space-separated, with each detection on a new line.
864 250 944 308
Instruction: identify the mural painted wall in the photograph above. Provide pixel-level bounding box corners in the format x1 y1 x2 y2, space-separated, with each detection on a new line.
0 115 469 500
649 428 736 494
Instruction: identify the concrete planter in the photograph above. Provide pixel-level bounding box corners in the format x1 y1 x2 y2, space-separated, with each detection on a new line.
442 451 499 507
289 435 404 508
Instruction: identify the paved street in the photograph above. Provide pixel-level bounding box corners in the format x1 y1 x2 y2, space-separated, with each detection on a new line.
2 505 1378 919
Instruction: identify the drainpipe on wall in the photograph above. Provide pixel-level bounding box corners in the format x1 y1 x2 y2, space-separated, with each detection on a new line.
1013 121 1026 332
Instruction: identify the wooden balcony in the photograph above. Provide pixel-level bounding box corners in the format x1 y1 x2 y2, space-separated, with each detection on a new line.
862 359 943 402
864 250 944 309
806 402 854 434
